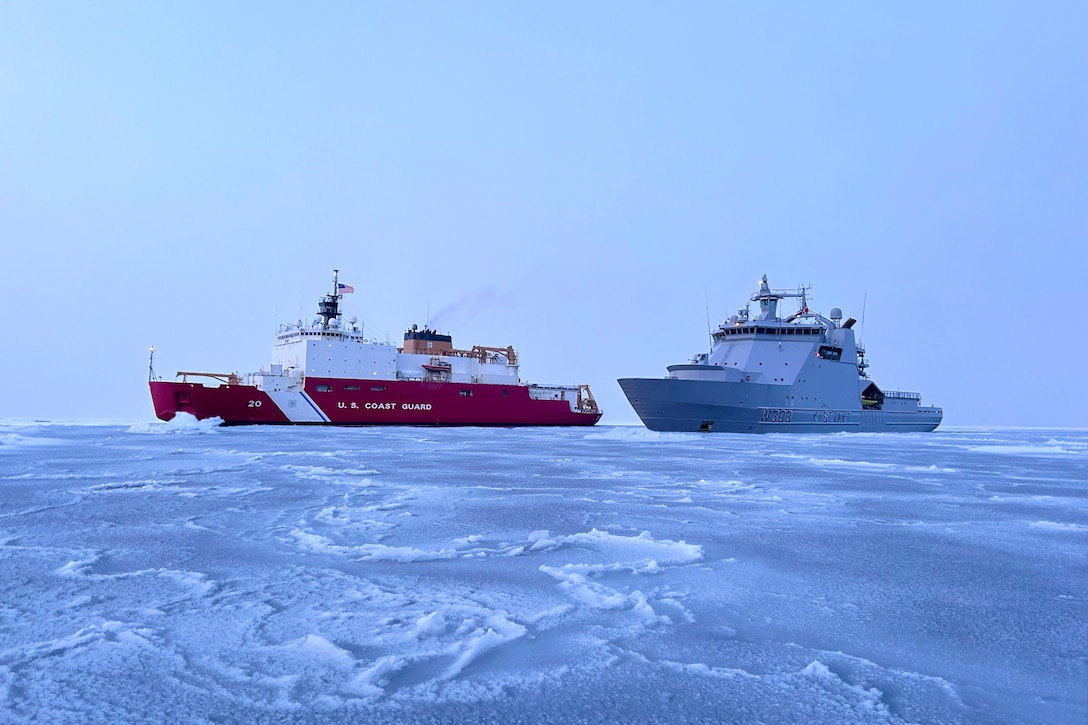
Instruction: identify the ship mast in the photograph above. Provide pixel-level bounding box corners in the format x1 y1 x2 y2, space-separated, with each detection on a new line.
317 268 342 330
857 291 869 377
750 274 810 321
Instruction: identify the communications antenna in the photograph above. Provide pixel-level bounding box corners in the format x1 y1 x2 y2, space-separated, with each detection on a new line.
860 291 868 345
857 291 870 378
705 295 713 357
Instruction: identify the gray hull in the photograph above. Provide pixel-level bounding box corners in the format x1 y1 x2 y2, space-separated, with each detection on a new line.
618 378 943 434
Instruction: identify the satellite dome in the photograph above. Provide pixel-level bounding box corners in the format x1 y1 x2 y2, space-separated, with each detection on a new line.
830 307 843 321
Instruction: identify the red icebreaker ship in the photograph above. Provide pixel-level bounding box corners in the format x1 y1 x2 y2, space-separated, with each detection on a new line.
149 271 602 427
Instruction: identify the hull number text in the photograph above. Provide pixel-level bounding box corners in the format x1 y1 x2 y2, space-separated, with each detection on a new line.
760 408 792 423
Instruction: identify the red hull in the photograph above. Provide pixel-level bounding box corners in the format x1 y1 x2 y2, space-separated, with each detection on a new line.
150 378 602 427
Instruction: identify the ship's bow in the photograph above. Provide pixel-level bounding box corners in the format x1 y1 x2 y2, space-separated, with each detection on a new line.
149 381 182 421
618 377 751 432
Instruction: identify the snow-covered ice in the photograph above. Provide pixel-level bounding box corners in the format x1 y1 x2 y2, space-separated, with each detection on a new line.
0 422 1085 723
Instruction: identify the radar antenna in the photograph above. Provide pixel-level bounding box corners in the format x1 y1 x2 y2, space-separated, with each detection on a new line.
317 269 342 330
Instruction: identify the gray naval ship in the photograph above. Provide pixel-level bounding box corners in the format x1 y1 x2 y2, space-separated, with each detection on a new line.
619 275 942 433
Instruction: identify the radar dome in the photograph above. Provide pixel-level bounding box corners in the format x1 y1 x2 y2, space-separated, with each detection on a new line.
830 307 843 321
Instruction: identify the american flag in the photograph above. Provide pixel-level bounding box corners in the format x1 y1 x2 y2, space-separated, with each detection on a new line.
338 283 354 294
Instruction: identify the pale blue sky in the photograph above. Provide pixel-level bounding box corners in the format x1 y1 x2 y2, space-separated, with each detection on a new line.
2 2 1085 426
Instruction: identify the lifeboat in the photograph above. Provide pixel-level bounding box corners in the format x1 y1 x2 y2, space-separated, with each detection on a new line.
422 359 452 373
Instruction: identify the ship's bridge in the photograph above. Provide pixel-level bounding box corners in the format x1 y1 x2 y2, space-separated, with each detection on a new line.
268 271 399 381
713 323 824 339
676 275 864 389
271 320 398 381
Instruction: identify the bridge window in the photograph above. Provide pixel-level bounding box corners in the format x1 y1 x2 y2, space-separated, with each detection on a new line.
459 390 472 397
315 384 332 393
344 385 360 391
371 386 386 392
